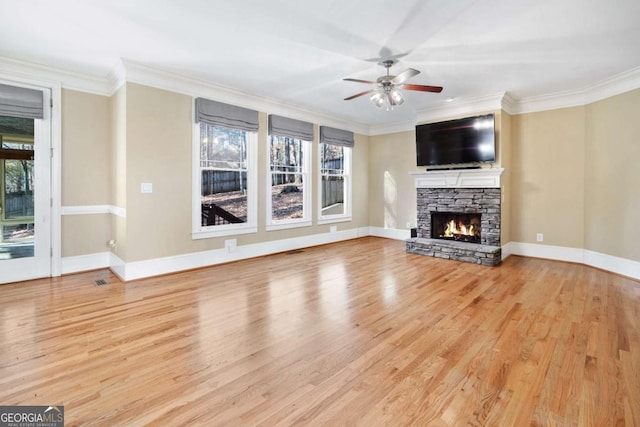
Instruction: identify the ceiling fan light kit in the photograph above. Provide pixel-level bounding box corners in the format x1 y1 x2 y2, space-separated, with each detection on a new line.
344 60 443 111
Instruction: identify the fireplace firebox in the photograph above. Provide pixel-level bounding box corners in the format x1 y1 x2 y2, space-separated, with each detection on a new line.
431 212 481 244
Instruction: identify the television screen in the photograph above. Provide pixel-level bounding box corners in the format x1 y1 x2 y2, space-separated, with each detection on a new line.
416 114 496 167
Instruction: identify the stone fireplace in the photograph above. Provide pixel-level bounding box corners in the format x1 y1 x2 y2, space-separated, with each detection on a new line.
406 168 504 266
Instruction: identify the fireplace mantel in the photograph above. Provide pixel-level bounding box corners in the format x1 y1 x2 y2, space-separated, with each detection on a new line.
410 168 505 189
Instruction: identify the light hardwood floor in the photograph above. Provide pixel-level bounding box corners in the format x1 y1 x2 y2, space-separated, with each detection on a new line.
1 237 639 426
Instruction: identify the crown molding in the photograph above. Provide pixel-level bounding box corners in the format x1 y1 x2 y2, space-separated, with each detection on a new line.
500 92 518 115
115 59 371 136
415 92 505 125
510 87 587 115
0 56 112 96
3 55 639 133
107 60 127 94
369 119 417 136
583 66 640 104
511 66 640 114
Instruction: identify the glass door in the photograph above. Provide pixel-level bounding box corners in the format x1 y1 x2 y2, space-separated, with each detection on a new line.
0 85 51 284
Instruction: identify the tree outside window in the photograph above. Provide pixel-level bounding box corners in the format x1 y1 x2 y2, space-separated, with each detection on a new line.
268 135 310 226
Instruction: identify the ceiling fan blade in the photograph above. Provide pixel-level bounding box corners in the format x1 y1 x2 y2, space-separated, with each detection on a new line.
344 89 374 101
400 83 443 93
391 68 420 85
343 78 378 85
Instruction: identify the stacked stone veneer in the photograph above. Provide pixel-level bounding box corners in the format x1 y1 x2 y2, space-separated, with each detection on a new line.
406 187 502 266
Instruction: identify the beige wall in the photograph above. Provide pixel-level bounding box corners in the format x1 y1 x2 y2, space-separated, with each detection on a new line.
500 112 512 244
58 81 639 266
368 130 417 230
585 89 640 261
61 215 111 257
124 84 192 261
61 89 111 257
61 89 111 205
350 133 370 227
118 83 369 262
111 86 127 260
511 107 586 248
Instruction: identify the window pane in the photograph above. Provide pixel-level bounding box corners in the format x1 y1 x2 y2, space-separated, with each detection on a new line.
270 136 303 172
2 223 34 243
271 174 304 220
3 159 34 219
200 124 250 227
321 175 345 214
200 124 247 169
1 115 35 260
321 144 344 175
269 135 307 224
320 143 346 217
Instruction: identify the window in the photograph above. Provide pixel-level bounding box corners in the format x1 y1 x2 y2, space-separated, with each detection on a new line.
1 116 35 258
266 115 313 230
318 126 353 223
267 135 311 229
319 143 351 222
193 98 258 239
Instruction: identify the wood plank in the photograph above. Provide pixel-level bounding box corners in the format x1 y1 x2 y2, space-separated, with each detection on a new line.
0 237 639 425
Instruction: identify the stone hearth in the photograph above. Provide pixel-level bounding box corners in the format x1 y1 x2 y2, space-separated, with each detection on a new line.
406 169 504 266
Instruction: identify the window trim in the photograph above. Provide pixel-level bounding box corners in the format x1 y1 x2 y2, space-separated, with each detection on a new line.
265 135 312 231
317 142 352 225
192 123 258 239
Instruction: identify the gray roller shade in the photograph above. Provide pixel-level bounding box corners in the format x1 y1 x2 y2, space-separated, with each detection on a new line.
0 83 44 119
268 115 313 141
195 98 259 132
320 126 354 148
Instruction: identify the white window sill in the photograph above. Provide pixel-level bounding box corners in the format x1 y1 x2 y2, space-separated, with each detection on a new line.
317 215 352 225
266 220 312 232
192 224 257 240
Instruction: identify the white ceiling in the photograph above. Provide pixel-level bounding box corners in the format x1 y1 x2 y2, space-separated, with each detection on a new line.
1 0 639 127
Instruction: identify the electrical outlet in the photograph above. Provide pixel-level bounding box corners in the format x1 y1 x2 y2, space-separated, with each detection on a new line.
330 225 337 233
406 222 411 229
225 239 237 253
536 233 543 242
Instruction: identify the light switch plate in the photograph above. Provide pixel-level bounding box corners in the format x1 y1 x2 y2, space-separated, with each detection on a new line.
141 183 153 194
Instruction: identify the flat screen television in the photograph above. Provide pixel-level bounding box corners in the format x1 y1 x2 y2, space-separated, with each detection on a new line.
416 114 496 167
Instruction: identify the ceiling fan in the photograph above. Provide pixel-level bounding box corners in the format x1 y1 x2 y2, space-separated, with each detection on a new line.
343 60 443 110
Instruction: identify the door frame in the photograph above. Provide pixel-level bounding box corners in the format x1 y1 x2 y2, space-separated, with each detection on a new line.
0 74 62 280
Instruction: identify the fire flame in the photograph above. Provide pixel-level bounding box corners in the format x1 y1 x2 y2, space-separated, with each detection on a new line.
444 220 475 237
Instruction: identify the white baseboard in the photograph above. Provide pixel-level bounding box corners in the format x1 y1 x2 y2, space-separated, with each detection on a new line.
61 252 111 274
61 232 639 283
111 227 370 282
509 242 585 264
109 252 127 282
501 242 513 260
583 249 640 281
368 226 410 241
507 241 640 281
